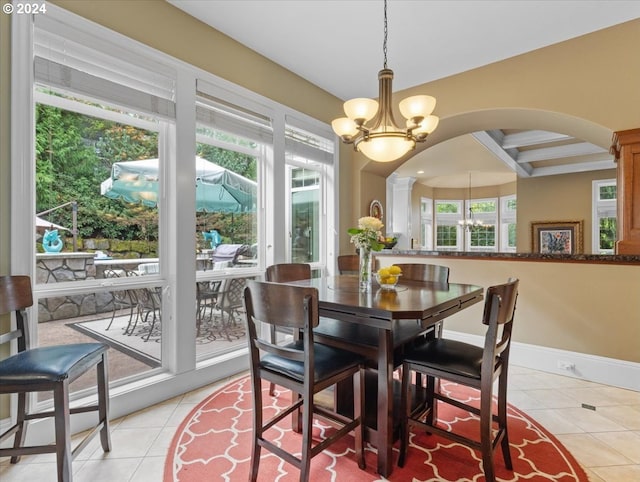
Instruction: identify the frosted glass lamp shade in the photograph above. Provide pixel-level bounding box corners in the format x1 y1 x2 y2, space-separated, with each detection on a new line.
412 115 440 136
399 95 436 120
357 136 414 162
343 98 379 122
331 117 359 137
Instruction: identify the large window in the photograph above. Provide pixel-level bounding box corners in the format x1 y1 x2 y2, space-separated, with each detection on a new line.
592 179 617 254
466 198 497 251
435 201 463 251
432 195 515 253
31 13 175 394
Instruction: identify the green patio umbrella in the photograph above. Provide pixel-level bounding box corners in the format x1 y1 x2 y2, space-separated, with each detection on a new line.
100 157 256 213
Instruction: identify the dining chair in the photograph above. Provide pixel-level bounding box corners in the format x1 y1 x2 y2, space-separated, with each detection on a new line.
243 280 365 481
264 263 312 395
337 254 359 274
397 278 519 482
0 275 111 482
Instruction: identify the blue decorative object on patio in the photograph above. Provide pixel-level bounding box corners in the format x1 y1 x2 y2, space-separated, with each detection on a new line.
42 228 64 253
203 229 222 249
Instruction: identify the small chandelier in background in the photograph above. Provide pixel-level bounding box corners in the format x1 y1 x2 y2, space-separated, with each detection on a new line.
459 172 483 231
331 0 439 163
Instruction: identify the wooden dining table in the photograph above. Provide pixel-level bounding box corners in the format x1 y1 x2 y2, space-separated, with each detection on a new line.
293 275 484 477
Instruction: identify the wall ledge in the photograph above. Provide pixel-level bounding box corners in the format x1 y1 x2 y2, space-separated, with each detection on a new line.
376 249 640 266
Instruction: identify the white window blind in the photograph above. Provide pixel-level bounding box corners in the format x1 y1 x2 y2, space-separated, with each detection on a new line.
34 15 176 119
196 80 272 143
285 116 335 166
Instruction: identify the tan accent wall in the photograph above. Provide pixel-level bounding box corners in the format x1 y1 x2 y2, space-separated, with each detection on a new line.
380 255 640 363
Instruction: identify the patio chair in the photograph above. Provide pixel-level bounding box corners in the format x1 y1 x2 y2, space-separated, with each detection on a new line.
104 268 136 332
0 275 111 482
196 261 229 336
211 277 247 341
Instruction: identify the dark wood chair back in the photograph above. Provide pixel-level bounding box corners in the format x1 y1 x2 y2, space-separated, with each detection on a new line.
392 263 449 283
0 276 33 352
337 254 359 274
265 263 311 283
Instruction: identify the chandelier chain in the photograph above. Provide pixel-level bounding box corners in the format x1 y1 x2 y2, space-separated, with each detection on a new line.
383 0 388 69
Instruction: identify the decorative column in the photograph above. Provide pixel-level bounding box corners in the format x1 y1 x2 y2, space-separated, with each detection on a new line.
610 128 640 254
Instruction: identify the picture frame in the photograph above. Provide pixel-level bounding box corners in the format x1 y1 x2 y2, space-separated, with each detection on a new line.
369 199 383 220
531 220 583 254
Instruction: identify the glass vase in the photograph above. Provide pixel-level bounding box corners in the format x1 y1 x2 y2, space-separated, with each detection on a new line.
359 247 373 292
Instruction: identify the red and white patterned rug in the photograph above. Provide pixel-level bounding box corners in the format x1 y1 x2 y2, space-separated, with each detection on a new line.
164 376 588 481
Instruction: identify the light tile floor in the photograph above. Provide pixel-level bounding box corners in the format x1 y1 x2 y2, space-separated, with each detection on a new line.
1 366 639 481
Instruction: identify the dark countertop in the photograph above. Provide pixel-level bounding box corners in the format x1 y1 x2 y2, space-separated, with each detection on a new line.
375 249 640 265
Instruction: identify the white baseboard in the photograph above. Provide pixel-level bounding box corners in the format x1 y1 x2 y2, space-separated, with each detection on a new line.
444 329 640 392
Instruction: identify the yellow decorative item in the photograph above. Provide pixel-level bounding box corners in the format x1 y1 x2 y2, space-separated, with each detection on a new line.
376 265 403 290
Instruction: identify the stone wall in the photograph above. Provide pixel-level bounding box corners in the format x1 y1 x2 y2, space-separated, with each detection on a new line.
36 252 111 322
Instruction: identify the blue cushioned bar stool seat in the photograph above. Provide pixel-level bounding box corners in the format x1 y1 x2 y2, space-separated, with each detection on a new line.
0 276 111 482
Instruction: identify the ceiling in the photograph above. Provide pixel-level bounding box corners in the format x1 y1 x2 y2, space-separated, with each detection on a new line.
169 0 640 188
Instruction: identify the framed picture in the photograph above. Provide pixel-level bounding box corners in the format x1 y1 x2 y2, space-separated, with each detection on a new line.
531 220 583 254
369 200 383 220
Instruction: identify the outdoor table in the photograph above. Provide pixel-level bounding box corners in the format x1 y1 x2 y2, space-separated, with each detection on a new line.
291 275 483 477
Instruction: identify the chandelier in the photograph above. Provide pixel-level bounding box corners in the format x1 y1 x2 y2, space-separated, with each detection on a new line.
459 172 483 230
331 0 439 163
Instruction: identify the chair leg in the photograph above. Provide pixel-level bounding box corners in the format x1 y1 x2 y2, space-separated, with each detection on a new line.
397 363 412 467
354 368 365 469
97 353 112 452
10 392 27 464
53 381 72 482
249 376 263 482
480 382 496 482
300 387 314 481
425 374 436 426
498 373 513 470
